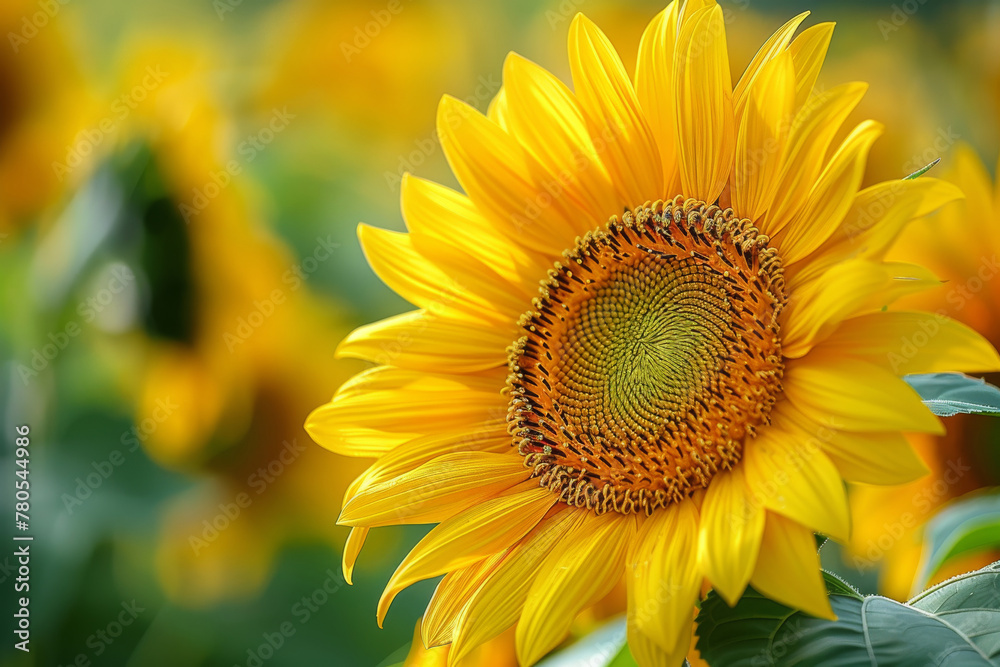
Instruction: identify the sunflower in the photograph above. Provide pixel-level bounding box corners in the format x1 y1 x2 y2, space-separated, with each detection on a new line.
306 3 1000 665
849 143 1000 600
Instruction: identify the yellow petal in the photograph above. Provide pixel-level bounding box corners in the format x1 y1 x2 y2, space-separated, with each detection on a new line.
627 611 692 667
788 22 834 110
782 354 943 434
744 422 850 543
516 511 635 666
359 224 525 324
815 310 1000 376
340 452 529 527
732 12 809 122
698 466 765 606
732 51 794 221
343 526 368 586
437 95 585 256
778 402 929 485
378 483 556 627
502 52 619 222
450 509 578 664
336 310 512 374
487 86 509 130
306 367 504 457
776 120 883 265
781 259 941 358
422 551 505 648
568 13 662 205
673 5 735 203
762 82 867 237
801 177 963 277
402 174 543 286
634 3 680 194
627 500 700 652
358 427 510 491
403 620 448 667
750 513 835 620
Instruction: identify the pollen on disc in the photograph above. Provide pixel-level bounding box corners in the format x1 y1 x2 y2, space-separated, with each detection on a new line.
506 196 786 516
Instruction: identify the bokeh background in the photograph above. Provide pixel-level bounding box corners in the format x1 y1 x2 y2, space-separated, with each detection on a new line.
1 0 999 665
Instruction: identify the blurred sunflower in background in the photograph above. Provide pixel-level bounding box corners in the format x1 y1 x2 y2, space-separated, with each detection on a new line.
307 2 999 665
848 143 1000 600
0 0 99 235
75 37 367 605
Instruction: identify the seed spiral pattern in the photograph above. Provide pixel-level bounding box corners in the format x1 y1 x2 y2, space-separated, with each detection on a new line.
506 197 787 515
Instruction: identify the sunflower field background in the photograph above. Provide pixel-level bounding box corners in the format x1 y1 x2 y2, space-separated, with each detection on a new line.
1 0 1000 666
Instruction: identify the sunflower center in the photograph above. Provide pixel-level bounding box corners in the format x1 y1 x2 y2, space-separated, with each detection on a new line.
506 197 786 515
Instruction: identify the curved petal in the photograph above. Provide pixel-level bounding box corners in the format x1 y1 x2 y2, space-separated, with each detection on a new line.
437 95 586 256
336 310 512 374
340 451 529 527
815 310 1000 376
569 13 662 205
358 224 518 324
732 51 794 221
305 367 505 457
733 12 809 121
777 402 929 485
775 120 883 265
627 611 692 667
421 551 506 648
698 466 765 606
343 526 368 586
744 421 850 542
377 482 556 627
761 82 868 237
634 3 681 194
450 508 579 664
782 353 943 434
673 5 735 203
788 22 834 110
502 52 619 223
750 512 835 619
781 259 941 358
516 511 635 666
627 500 700 653
798 177 963 281
402 174 544 288
357 427 511 492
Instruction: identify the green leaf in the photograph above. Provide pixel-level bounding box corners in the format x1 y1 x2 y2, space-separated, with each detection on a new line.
910 563 1000 660
905 373 1000 417
916 493 1000 588
696 565 1000 665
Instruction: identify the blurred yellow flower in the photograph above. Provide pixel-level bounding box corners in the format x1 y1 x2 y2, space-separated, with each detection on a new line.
850 143 1000 600
0 0 99 234
307 3 999 665
88 37 366 605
